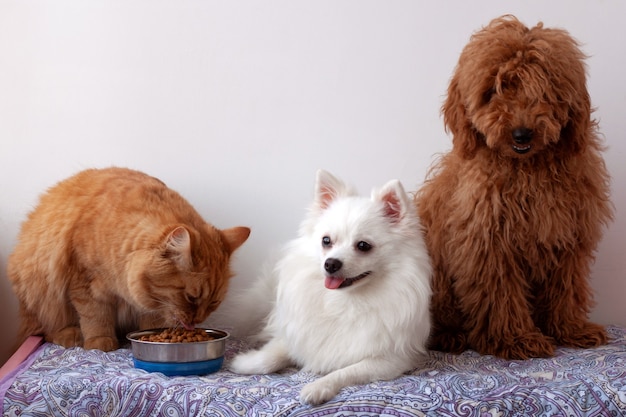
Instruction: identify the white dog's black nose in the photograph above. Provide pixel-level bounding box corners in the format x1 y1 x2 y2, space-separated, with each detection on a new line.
324 258 343 274
512 127 533 144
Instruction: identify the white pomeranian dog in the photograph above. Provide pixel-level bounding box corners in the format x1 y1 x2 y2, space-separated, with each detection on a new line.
229 170 431 405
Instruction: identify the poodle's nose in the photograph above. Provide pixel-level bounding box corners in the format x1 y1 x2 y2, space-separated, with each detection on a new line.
512 127 533 144
324 258 343 274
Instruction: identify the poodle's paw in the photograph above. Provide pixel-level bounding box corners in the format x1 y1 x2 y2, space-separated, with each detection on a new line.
428 329 468 353
491 332 555 360
556 322 608 348
300 378 339 405
84 336 118 352
49 326 83 348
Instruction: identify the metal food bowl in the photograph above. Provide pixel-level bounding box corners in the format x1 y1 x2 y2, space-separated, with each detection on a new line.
126 328 229 376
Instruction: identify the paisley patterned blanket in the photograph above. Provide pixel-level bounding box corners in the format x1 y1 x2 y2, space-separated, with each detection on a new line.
2 326 625 416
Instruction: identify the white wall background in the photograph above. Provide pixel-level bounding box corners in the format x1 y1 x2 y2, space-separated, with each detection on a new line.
1 0 624 364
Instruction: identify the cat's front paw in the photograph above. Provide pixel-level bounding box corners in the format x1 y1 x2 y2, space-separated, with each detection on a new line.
300 378 339 405
84 336 118 352
49 326 83 348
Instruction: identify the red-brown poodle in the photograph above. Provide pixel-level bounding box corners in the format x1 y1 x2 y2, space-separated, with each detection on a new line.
416 15 613 359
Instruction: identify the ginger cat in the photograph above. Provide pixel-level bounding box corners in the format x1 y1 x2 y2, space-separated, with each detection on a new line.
7 167 250 352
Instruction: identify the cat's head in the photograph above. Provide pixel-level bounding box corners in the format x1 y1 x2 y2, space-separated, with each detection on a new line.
127 224 250 328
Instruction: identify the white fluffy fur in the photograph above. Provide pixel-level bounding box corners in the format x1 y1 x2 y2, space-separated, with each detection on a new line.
229 170 431 405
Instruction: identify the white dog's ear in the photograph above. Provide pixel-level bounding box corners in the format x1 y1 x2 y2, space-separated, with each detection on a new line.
314 169 350 210
373 179 410 224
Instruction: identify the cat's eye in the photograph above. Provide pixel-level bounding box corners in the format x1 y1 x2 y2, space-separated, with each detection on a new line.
322 236 332 247
185 294 199 305
356 241 372 252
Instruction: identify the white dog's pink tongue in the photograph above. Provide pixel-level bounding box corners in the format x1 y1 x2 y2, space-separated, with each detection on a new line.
325 276 345 290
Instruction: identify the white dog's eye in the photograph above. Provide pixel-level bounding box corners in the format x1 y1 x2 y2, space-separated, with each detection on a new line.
356 241 372 252
322 236 332 247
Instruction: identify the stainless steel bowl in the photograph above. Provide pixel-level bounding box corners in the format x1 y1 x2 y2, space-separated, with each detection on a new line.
126 328 228 363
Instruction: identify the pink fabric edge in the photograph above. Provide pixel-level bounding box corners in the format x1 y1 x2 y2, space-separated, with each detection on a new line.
0 336 45 415
0 336 44 380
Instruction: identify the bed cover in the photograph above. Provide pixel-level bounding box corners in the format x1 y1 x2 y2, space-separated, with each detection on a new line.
1 326 625 417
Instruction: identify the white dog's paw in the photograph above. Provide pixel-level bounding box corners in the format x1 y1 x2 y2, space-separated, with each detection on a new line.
229 351 264 374
230 342 291 375
299 379 339 405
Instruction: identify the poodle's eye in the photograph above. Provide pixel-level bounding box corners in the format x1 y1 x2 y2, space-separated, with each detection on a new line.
483 87 496 103
356 241 372 252
322 236 332 247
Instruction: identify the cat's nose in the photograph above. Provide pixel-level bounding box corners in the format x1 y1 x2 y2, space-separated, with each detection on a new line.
324 258 342 274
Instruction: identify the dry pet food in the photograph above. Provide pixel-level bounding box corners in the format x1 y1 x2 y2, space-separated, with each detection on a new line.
139 328 213 343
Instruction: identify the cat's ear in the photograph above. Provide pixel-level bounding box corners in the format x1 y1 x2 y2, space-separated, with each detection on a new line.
221 226 250 254
164 226 192 268
372 179 410 224
313 169 353 210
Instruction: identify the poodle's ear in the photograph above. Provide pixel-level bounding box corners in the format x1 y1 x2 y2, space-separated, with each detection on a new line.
543 27 593 156
442 75 481 159
559 93 593 156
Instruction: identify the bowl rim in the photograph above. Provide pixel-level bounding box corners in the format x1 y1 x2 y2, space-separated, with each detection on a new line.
126 327 229 345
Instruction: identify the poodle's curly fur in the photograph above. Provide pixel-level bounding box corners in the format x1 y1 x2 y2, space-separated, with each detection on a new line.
416 15 613 359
